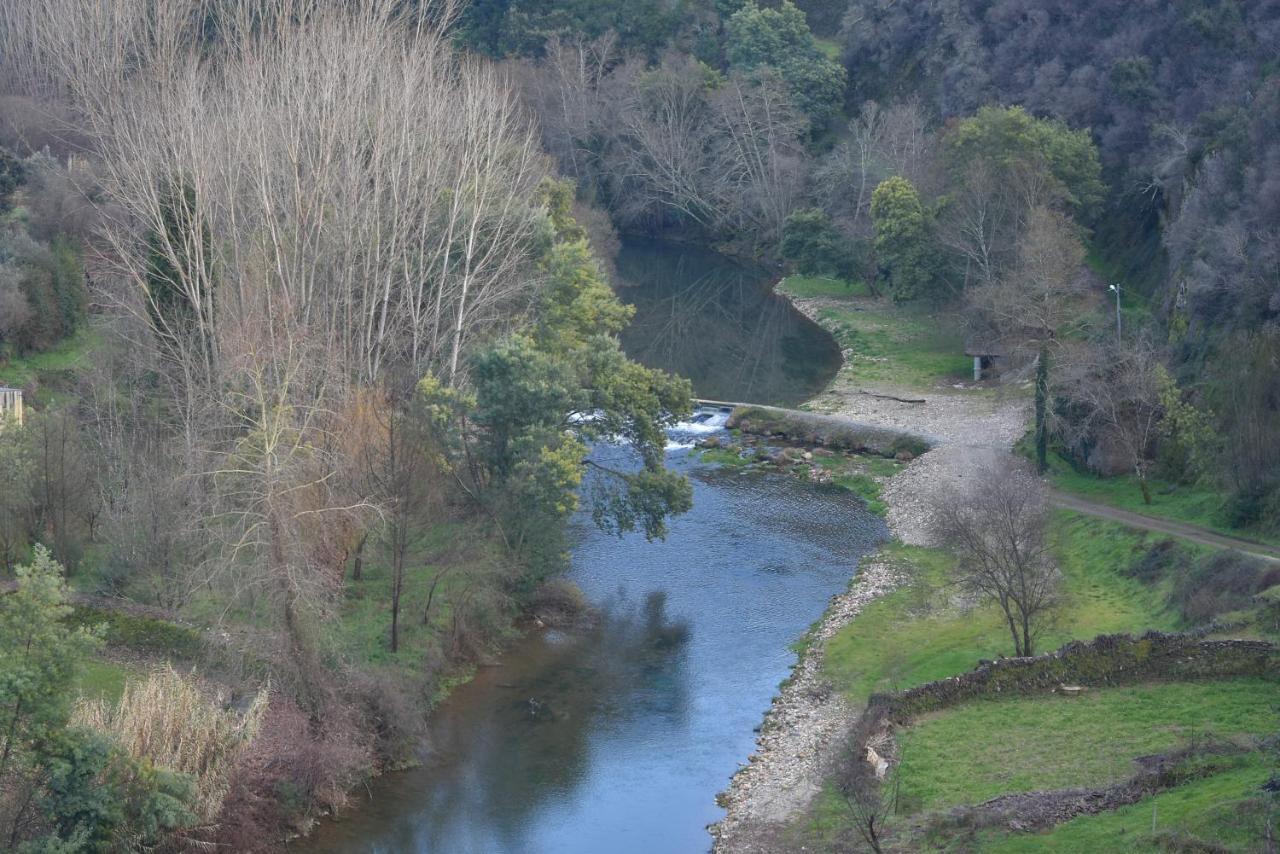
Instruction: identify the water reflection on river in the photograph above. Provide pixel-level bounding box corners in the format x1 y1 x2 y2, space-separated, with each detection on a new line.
615 239 841 406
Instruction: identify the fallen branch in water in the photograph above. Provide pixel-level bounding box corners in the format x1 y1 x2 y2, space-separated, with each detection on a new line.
857 390 926 404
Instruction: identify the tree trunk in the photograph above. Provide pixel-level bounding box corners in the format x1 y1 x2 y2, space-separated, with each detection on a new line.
1137 467 1152 505
1035 345 1049 474
867 816 883 854
390 577 400 653
352 532 368 581
1000 597 1023 657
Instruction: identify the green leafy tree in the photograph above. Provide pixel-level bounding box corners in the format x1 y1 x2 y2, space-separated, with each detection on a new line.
0 546 99 783
870 177 939 302
464 181 693 574
1156 365 1215 483
34 727 195 854
945 106 1105 221
724 1 846 124
0 422 35 572
780 208 863 281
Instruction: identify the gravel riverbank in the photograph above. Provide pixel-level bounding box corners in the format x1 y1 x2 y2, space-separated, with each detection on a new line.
708 556 902 852
710 292 1029 851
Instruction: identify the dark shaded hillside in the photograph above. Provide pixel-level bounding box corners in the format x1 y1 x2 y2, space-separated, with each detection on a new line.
840 0 1280 523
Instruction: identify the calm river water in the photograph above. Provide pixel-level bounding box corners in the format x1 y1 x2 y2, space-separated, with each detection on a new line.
308 242 879 853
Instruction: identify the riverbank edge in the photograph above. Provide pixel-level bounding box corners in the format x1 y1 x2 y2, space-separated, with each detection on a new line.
707 553 902 851
708 281 906 851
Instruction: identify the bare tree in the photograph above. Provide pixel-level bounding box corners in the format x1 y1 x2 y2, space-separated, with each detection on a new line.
837 728 902 854
0 0 551 675
938 158 1017 287
610 54 723 230
351 384 441 654
710 72 809 243
815 98 932 233
934 461 1061 657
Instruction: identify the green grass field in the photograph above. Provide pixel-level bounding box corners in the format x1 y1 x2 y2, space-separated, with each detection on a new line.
777 274 870 299
898 678 1278 812
0 326 105 394
815 299 972 389
821 512 1177 704
75 657 136 704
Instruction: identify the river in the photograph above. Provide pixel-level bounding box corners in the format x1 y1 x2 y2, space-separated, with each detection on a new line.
614 238 841 406
308 242 881 853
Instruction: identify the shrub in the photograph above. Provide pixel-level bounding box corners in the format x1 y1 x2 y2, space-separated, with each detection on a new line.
215 694 372 847
38 726 197 854
1127 538 1195 582
528 577 588 622
781 208 864 279
66 606 204 659
345 669 422 767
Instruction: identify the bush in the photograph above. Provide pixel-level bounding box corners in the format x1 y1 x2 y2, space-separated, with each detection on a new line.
1219 480 1280 535
1127 538 1195 583
1170 551 1280 625
781 208 864 279
528 576 588 623
66 606 204 659
38 727 197 853
345 670 422 767
1129 542 1279 624
214 695 372 848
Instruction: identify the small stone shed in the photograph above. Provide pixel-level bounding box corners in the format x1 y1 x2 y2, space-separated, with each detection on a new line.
0 387 23 426
964 336 1008 382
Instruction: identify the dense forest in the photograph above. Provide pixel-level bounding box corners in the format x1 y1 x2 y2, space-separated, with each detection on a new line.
0 0 1276 850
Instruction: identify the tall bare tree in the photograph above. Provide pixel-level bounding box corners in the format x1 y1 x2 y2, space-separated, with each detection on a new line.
934 461 1061 657
0 0 551 676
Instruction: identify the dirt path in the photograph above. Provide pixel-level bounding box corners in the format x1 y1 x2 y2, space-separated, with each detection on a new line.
1049 491 1280 563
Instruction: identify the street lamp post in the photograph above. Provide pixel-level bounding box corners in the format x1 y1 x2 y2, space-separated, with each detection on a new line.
1109 283 1122 347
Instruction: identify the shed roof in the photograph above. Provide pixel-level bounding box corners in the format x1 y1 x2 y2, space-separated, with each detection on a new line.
963 335 1009 357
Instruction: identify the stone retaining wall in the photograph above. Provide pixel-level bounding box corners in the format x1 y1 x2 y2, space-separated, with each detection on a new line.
887 631 1277 720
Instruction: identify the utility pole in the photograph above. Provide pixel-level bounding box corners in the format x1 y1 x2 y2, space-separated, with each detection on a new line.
1108 283 1122 347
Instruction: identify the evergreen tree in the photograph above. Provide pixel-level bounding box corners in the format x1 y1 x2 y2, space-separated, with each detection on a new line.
871 177 939 302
